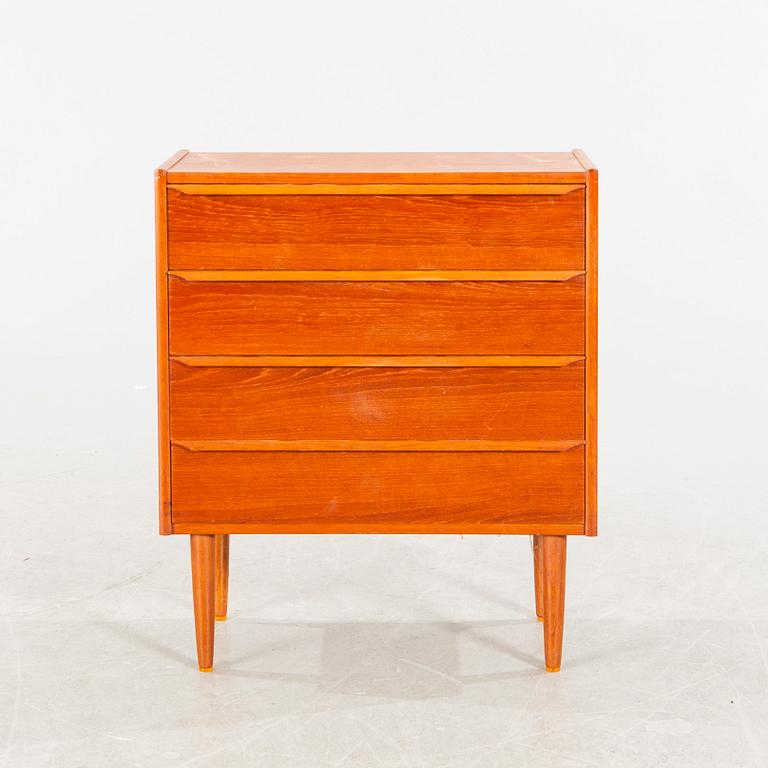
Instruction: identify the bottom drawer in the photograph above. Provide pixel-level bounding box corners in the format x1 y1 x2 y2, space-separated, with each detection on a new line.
171 446 585 534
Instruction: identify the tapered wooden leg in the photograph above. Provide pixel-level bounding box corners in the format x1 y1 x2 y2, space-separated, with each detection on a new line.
190 534 215 672
215 534 230 621
541 535 567 672
532 535 544 622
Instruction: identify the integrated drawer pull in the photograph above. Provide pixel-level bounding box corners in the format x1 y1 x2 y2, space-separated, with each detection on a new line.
169 270 585 283
169 183 583 196
171 354 585 368
172 439 585 453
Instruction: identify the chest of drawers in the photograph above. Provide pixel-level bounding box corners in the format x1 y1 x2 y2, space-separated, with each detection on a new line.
155 150 598 673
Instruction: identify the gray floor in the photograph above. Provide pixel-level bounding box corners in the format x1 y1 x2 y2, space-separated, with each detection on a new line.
1 437 766 767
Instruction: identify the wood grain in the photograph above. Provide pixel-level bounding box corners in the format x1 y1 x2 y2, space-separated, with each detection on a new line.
168 277 586 356
167 189 585 270
169 363 585 442
574 149 598 536
171 447 586 531
167 151 586 184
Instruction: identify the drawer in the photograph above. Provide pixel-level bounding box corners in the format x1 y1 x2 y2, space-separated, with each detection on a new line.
170 446 585 533
167 189 585 270
169 361 585 442
168 276 585 355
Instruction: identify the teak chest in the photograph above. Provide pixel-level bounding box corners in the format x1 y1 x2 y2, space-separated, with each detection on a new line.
155 150 598 673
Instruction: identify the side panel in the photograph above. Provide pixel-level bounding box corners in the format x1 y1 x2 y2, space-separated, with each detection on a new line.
574 149 598 536
156 151 188 534
155 169 171 533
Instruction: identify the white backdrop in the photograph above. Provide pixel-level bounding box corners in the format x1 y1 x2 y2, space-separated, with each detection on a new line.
2 0 766 497
1 2 767 765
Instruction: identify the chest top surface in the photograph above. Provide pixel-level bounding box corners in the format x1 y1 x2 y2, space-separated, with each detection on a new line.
165 151 589 184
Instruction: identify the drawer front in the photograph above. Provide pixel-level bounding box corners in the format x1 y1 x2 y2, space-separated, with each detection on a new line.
170 446 585 532
169 362 585 442
167 189 585 270
168 277 585 355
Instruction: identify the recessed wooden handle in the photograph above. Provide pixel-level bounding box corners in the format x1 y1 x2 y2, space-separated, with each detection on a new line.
168 183 583 196
168 270 585 283
170 354 585 368
172 439 585 453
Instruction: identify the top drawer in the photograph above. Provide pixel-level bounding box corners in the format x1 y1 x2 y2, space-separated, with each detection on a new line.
167 187 585 270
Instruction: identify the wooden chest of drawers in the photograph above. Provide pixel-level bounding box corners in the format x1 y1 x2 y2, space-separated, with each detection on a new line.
155 150 598 673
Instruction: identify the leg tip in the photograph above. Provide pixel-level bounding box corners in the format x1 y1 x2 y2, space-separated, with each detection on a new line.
199 666 214 673
545 666 560 673
536 615 544 622
215 615 227 622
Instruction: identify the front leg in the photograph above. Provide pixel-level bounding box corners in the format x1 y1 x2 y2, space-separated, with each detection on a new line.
541 535 567 672
190 534 216 671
